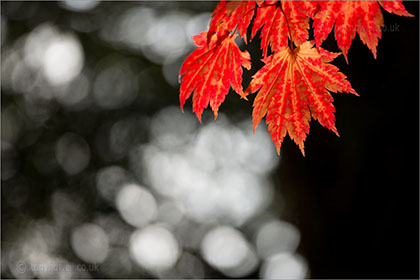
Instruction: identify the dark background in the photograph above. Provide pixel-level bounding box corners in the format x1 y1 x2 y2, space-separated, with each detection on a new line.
279 1 419 277
1 1 419 279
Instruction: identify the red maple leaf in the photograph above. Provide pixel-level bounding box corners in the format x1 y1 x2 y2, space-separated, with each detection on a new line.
179 32 251 121
245 41 358 155
313 0 413 60
251 0 318 56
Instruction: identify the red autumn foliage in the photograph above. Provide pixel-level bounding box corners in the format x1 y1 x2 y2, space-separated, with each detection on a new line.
179 0 412 155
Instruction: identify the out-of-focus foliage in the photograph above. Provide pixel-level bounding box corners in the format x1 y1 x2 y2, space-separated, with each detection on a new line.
1 1 306 279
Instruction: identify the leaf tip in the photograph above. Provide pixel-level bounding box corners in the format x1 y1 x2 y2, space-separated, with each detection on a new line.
298 143 305 157
343 53 349 64
196 112 203 124
351 88 359 97
332 126 340 137
252 121 260 135
213 110 219 121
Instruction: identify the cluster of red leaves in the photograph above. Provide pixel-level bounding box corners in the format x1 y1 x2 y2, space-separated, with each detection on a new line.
179 0 412 155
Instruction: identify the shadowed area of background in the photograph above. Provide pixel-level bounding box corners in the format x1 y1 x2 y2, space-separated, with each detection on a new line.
1 1 418 279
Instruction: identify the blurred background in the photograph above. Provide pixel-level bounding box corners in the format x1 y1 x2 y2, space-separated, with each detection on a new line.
1 1 418 279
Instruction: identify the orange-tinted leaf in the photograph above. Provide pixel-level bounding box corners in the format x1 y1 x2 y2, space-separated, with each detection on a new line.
180 32 251 121
251 0 318 56
245 41 357 155
208 0 257 43
313 1 413 59
379 0 413 17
